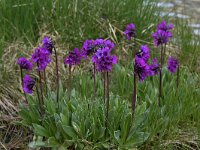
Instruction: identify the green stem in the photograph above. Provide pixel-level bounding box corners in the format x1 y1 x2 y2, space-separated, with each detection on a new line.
106 72 109 121
54 47 59 103
93 63 96 100
105 72 110 137
69 65 72 101
44 69 48 96
37 63 44 106
36 82 42 115
132 72 137 116
158 44 164 107
103 72 106 104
20 67 28 104
176 64 180 90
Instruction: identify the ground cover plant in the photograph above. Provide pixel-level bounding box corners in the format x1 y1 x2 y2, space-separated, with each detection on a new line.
0 0 200 149
15 21 200 149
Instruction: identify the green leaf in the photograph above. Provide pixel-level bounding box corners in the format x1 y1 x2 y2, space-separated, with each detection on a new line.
18 109 32 124
98 127 106 139
33 124 50 137
102 143 110 149
121 113 132 143
135 102 146 116
62 125 77 139
114 130 120 142
47 137 60 147
60 113 69 125
45 99 57 114
72 121 81 137
28 141 46 148
71 89 76 98
124 132 149 147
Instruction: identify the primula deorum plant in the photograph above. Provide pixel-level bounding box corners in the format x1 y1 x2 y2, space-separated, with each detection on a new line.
81 38 115 99
64 48 83 100
17 20 178 149
17 57 33 103
152 20 179 106
17 36 56 114
18 36 148 149
131 45 159 116
124 23 137 57
92 46 117 133
123 23 160 116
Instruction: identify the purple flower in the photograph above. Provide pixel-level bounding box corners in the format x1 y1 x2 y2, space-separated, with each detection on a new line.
167 57 178 73
157 20 174 32
149 58 159 76
94 39 115 50
153 21 173 47
92 47 117 72
134 57 150 81
124 23 136 40
23 75 36 94
81 39 96 58
64 48 82 66
42 36 54 54
81 39 115 59
31 47 51 71
136 45 150 62
152 30 172 47
17 57 33 71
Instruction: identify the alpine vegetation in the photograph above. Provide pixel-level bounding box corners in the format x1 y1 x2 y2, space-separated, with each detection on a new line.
17 20 186 149
152 20 175 106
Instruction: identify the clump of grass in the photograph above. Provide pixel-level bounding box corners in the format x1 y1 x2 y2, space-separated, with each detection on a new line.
0 0 159 55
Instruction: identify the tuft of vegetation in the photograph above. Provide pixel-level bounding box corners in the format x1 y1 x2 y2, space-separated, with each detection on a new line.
0 0 200 149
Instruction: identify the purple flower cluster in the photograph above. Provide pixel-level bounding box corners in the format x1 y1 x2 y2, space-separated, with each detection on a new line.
17 36 55 95
23 75 36 94
81 39 115 58
17 57 33 71
124 23 136 40
92 47 117 72
134 45 159 81
167 57 178 73
134 57 150 81
81 39 96 57
149 58 160 76
136 45 150 62
32 47 51 71
94 39 115 50
31 36 54 71
64 48 82 66
157 20 173 32
152 20 173 46
42 36 54 54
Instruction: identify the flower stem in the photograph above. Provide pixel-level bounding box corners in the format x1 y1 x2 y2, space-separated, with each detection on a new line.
103 72 106 104
158 45 164 107
132 72 137 116
132 33 137 115
133 35 137 56
162 44 167 65
93 63 96 100
37 63 44 106
176 64 180 90
36 82 42 115
20 67 28 104
54 46 59 103
105 72 110 137
69 65 72 101
44 69 48 96
106 72 109 121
